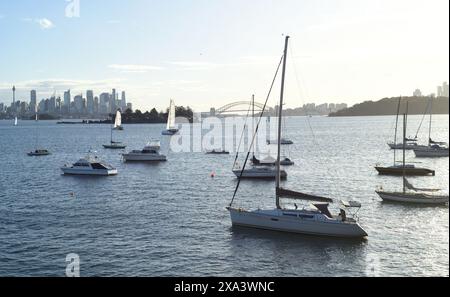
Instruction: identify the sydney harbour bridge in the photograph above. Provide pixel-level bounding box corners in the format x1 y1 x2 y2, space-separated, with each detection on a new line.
210 101 271 116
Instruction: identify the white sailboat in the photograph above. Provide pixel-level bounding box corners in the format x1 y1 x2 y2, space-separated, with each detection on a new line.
162 99 179 135
227 36 368 238
413 97 449 158
112 109 124 130
14 117 18 126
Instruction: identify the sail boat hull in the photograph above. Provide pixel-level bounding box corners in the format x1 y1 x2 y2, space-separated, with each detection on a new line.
413 147 449 158
375 166 435 176
228 208 367 238
376 191 449 204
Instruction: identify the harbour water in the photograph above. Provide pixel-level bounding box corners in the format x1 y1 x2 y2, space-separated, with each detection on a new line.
0 115 448 276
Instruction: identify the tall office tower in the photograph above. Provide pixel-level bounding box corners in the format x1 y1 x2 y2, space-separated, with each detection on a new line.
437 86 443 97
121 91 127 110
48 96 56 113
99 93 110 114
111 89 117 112
56 97 62 113
94 96 99 114
74 95 84 113
64 89 71 114
30 90 37 112
86 90 94 114
12 86 16 112
443 82 449 98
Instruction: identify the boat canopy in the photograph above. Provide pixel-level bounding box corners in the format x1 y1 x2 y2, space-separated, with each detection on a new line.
277 187 334 203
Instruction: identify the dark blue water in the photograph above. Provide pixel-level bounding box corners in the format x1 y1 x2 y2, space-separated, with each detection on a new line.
0 115 448 276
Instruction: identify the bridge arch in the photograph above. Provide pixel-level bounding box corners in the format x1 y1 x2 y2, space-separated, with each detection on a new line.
214 101 266 115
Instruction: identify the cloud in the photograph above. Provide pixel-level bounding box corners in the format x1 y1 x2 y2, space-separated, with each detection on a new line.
108 64 163 73
36 18 54 29
168 61 222 70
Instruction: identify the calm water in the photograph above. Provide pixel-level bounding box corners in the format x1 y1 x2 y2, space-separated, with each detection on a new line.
0 115 448 276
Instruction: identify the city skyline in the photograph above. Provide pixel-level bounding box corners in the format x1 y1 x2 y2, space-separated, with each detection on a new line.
0 0 448 111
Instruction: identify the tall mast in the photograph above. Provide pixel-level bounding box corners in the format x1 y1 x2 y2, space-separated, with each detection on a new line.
393 97 401 165
276 36 289 210
428 97 433 146
252 94 255 157
402 105 407 193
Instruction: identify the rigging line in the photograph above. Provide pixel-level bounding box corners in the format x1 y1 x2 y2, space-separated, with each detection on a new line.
415 98 431 139
229 55 284 207
232 101 253 168
288 44 319 146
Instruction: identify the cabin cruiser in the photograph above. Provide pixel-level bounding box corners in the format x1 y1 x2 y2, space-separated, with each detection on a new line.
28 149 51 156
103 141 126 149
61 154 118 176
122 140 167 162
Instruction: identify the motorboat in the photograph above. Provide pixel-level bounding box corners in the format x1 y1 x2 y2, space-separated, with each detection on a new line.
61 154 118 176
267 138 293 145
122 140 167 162
28 149 51 156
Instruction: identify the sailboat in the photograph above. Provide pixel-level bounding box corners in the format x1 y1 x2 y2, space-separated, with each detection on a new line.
233 95 288 179
27 107 51 156
227 36 368 238
103 113 126 149
387 98 425 150
376 102 435 176
112 109 124 131
376 115 448 205
413 97 449 158
162 99 179 135
14 117 18 126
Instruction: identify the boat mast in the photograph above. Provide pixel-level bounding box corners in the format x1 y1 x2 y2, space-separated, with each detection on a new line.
276 36 289 210
402 105 407 194
393 97 401 165
252 94 255 157
428 97 433 146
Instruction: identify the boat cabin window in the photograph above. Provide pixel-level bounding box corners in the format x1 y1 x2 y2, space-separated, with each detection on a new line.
74 163 89 167
91 163 108 170
142 150 157 154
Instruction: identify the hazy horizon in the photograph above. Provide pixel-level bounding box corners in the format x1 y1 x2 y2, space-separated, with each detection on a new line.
0 0 448 111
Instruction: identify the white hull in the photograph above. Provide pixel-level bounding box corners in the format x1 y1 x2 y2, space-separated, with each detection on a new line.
388 143 426 150
122 153 167 162
61 167 118 176
414 148 449 158
376 191 449 204
228 208 367 238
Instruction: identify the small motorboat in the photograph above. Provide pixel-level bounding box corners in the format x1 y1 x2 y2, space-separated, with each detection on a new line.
122 140 167 162
103 141 127 149
28 149 51 156
233 165 287 179
267 138 293 145
61 154 118 176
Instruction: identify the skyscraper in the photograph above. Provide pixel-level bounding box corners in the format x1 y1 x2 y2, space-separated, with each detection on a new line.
74 95 84 113
30 90 37 112
99 93 110 114
111 89 117 112
443 82 449 98
64 90 71 114
86 90 94 114
121 91 127 110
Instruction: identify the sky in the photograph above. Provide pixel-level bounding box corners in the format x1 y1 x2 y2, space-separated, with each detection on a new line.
0 0 448 111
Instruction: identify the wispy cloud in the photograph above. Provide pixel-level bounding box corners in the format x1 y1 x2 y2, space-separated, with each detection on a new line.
36 18 54 29
108 64 163 73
